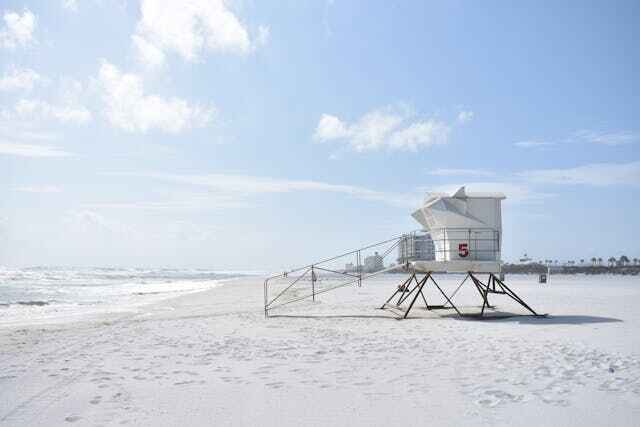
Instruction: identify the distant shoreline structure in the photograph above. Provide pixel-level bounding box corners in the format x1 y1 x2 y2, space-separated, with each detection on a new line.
502 263 640 275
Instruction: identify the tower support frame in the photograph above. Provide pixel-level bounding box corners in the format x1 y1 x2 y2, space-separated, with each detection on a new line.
380 271 543 319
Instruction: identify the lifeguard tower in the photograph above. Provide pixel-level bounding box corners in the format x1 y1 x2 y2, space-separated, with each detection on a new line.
380 186 540 318
263 186 542 319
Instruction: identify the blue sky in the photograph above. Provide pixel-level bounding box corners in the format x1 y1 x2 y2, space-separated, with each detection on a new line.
0 0 638 269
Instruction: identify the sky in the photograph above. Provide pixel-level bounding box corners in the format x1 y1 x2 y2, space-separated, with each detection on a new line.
0 0 638 270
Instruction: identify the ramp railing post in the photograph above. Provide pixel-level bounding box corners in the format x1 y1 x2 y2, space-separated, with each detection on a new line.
264 279 268 318
311 265 315 302
357 250 362 287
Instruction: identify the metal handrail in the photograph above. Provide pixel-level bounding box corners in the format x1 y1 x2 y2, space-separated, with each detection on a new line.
263 232 415 281
264 227 502 316
264 232 418 316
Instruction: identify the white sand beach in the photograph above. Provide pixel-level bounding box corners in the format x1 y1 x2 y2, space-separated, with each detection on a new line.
1 274 640 426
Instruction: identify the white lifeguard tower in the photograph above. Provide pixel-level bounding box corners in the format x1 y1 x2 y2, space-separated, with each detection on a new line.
263 186 542 320
411 186 504 272
380 186 541 318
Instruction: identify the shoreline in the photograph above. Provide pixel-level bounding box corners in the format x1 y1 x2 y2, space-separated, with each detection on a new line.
0 276 242 332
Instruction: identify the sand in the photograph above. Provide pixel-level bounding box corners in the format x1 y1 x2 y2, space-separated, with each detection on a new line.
1 274 639 426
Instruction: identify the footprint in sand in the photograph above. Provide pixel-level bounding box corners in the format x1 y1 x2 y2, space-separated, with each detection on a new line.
353 381 373 386
90 395 102 405
535 393 570 407
475 389 524 408
266 381 284 389
65 415 81 423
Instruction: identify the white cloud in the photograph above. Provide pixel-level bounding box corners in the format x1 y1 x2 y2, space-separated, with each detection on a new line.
104 171 421 209
519 161 640 186
428 168 496 177
0 124 59 142
314 105 450 152
457 110 474 124
84 192 251 211
12 99 92 124
98 60 215 133
572 130 637 146
132 0 266 67
0 9 36 49
388 121 450 151
323 0 335 38
61 0 78 12
256 25 270 47
0 142 73 157
0 76 91 126
0 66 41 91
132 34 166 68
514 140 554 148
161 221 220 242
13 185 62 193
57 77 88 105
515 130 638 148
117 172 555 207
315 114 348 140
64 210 135 237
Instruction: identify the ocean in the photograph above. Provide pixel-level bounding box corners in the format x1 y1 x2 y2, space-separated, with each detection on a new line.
0 267 249 328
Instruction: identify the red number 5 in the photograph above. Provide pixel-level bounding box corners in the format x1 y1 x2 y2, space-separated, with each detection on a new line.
458 243 469 258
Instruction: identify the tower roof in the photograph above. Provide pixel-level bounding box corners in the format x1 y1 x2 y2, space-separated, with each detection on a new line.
413 186 505 231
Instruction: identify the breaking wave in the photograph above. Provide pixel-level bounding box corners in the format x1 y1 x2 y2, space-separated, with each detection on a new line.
0 267 250 327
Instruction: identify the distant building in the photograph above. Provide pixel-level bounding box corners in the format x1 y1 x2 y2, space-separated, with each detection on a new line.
364 252 384 273
397 233 435 265
345 262 356 273
519 253 532 264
